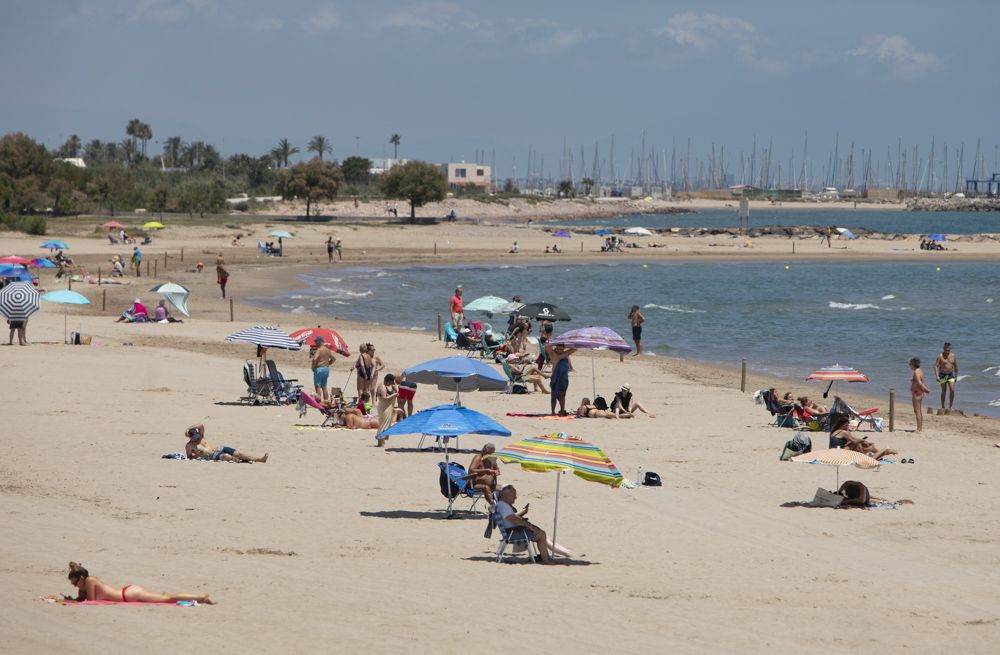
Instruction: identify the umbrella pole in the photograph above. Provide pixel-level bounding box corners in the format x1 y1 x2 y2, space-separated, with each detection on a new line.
64 312 68 344
823 380 833 399
591 351 596 400
551 471 561 560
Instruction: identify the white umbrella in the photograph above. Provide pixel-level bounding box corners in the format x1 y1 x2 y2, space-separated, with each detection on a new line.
624 227 653 237
149 282 190 317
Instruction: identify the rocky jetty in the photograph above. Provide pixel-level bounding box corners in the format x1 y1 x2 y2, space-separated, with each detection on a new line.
907 197 1000 212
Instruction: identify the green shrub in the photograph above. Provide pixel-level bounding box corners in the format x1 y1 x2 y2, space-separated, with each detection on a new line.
0 212 47 235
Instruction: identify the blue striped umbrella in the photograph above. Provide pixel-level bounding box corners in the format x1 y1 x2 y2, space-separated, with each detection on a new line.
41 240 69 250
224 325 301 350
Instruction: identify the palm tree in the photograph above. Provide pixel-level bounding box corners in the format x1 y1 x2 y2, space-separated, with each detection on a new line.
126 118 141 152
84 139 103 164
272 138 299 168
137 122 153 157
119 138 136 166
60 134 81 158
308 135 332 161
389 133 401 159
163 136 184 168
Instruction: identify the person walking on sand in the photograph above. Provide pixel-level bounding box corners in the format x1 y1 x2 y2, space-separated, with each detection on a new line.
131 246 142 277
311 336 335 402
628 305 645 356
934 342 958 410
909 357 931 432
216 253 229 299
7 317 28 345
326 237 335 263
61 562 213 604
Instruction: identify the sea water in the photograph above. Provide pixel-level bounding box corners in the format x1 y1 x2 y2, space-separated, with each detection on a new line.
249 260 1000 417
558 209 1000 235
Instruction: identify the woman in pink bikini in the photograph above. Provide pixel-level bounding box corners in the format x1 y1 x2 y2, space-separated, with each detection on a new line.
64 561 213 604
909 357 931 432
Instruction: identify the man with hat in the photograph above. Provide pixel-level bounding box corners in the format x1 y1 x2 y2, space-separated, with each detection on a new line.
610 383 655 418
310 336 335 402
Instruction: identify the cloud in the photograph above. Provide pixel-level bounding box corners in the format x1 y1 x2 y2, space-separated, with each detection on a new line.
380 2 462 32
525 29 587 55
847 34 938 77
655 11 754 49
303 4 342 34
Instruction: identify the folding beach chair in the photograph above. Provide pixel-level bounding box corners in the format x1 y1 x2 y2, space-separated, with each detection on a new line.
500 359 529 394
761 389 799 428
438 461 486 516
832 396 883 432
443 322 459 347
299 391 339 427
242 361 274 404
494 506 537 564
265 359 302 404
479 324 506 360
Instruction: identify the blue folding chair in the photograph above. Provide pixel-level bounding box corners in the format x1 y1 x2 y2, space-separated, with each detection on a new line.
438 461 485 516
443 322 459 347
494 507 537 564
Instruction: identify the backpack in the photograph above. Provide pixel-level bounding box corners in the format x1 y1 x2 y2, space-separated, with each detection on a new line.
780 432 812 461
593 396 609 410
643 471 662 487
510 383 528 394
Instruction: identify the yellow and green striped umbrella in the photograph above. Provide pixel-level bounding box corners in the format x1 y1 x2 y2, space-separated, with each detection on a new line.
496 432 623 487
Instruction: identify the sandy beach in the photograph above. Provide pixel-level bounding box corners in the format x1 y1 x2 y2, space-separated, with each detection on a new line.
2 214 999 654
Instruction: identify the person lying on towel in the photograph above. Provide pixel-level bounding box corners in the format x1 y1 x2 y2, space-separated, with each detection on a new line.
184 424 268 463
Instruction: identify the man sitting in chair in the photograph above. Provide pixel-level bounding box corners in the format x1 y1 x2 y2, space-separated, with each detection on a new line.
496 485 577 563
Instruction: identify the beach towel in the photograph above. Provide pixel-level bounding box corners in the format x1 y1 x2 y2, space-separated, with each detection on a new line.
505 413 576 420
160 453 249 462
295 425 350 431
43 597 199 606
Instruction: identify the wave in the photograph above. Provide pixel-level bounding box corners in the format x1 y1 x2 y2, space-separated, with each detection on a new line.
984 366 1000 376
644 303 706 314
990 399 1000 407
956 375 969 383
988 298 994 303
829 301 881 310
290 305 306 313
881 294 896 300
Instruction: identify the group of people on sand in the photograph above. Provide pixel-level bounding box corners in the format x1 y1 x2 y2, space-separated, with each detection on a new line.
114 298 183 323
577 384 654 419
909 342 959 431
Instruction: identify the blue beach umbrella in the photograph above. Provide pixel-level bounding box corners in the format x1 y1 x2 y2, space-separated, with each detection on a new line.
29 258 57 269
927 234 946 242
404 356 507 404
41 290 91 343
553 230 571 238
594 228 612 235
0 265 33 282
268 230 293 239
41 240 69 250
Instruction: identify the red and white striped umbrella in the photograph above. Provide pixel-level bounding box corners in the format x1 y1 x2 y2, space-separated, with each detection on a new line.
807 364 869 383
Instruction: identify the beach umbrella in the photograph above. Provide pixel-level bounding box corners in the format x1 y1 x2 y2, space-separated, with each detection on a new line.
102 221 124 229
404 356 506 405
148 282 191 317
927 234 946 242
624 227 653 237
143 221 165 230
289 326 350 355
496 432 623 558
594 228 612 235
40 240 69 250
516 302 571 322
224 325 301 350
0 282 40 321
268 230 293 239
380 403 511 513
0 256 32 265
791 448 880 487
549 326 632 398
807 364 869 399
29 258 57 269
553 230 571 238
0 265 33 282
463 295 510 315
835 227 856 239
495 301 525 315
41 289 90 343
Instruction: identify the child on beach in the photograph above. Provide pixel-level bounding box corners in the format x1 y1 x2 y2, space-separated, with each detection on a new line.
910 357 931 431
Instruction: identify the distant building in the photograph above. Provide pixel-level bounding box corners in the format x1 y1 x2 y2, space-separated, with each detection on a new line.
369 158 408 175
443 162 491 188
57 157 86 168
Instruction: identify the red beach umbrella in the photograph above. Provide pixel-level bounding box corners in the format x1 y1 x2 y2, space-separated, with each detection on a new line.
103 221 125 229
807 364 869 399
289 326 350 355
0 256 31 265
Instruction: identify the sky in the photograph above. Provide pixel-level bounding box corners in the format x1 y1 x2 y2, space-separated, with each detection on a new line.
2 0 998 183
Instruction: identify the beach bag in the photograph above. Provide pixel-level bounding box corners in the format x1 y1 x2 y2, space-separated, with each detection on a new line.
812 488 844 508
775 413 796 428
643 471 662 487
510 383 528 394
780 432 812 461
593 396 609 411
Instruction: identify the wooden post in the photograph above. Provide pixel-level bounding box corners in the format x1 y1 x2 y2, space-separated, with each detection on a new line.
181 247 184 262
68 277 72 290
145 260 149 276
154 259 158 277
102 288 106 311
792 241 795 254
740 358 747 392
164 252 168 270
98 267 102 284
434 242 437 256
437 313 442 341
888 388 895 432
229 298 234 322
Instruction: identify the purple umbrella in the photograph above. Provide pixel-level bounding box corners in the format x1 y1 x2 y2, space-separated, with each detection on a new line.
549 326 632 397
553 230 571 238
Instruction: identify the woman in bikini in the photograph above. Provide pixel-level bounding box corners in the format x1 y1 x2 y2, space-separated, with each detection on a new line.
63 562 213 604
576 398 620 419
829 414 898 460
909 357 931 432
468 443 501 509
355 343 372 399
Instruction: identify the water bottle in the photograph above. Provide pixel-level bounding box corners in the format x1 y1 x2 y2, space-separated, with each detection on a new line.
637 466 644 486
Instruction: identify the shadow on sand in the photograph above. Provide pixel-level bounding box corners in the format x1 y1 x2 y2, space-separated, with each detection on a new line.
462 555 595 566
360 509 484 521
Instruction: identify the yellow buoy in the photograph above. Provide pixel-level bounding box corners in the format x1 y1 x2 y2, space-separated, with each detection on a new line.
784 265 790 270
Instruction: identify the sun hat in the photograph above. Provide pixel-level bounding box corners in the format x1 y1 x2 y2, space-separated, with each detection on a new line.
620 383 631 392
506 353 519 361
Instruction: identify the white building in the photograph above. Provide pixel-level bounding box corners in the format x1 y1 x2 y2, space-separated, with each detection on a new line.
369 158 408 175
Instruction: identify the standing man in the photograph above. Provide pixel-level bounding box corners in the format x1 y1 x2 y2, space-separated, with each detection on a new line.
450 286 464 330
934 342 958 410
628 304 645 357
311 336 335 403
132 246 142 277
216 253 229 299
326 237 334 263
334 238 342 261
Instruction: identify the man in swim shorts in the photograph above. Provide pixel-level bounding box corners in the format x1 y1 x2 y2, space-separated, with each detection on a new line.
934 342 958 410
184 424 268 463
311 336 335 402
450 287 464 330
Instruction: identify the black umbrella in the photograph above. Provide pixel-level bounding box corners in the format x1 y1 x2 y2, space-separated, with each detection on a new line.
516 302 571 321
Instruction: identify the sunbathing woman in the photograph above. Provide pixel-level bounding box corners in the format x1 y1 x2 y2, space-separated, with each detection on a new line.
829 414 898 460
468 443 501 509
576 397 620 419
334 405 379 430
63 561 213 604
797 396 829 417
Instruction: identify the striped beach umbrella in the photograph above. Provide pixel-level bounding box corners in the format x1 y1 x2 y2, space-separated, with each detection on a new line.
496 432 623 558
0 282 40 321
463 295 509 315
791 447 881 487
224 325 301 350
288 326 350 355
807 364 869 399
549 326 632 398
